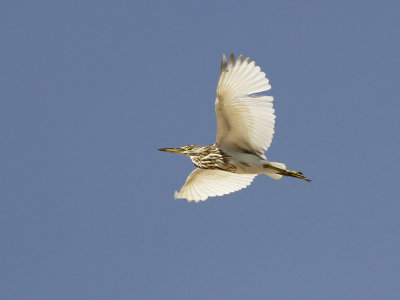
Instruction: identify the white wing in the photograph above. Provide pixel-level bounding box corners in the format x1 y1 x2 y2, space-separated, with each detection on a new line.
175 168 257 202
215 53 275 158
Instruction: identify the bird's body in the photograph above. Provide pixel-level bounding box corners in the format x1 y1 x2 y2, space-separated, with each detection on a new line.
187 144 238 173
159 53 310 202
187 144 271 174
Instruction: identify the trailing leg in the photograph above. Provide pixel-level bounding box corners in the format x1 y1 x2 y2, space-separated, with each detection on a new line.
263 162 311 182
280 169 311 182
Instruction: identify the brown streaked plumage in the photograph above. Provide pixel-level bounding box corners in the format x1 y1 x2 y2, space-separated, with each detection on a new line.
159 53 311 202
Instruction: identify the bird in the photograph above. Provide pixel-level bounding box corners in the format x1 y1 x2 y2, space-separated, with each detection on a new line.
159 53 310 202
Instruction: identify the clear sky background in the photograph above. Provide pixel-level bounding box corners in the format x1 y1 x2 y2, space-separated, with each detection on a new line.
1 0 400 299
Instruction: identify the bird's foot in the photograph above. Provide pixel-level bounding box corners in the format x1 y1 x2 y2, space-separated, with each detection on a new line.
284 170 311 182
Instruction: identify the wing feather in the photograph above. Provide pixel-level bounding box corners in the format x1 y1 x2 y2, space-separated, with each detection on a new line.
175 169 257 202
216 53 275 157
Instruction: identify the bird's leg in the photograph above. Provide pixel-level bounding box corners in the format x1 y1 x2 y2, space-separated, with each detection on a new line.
263 163 311 182
280 170 311 182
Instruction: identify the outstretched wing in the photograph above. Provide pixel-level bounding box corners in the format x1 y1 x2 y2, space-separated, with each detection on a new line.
175 168 257 202
215 53 275 158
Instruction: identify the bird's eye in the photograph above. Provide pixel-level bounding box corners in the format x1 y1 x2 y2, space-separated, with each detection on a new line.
183 146 190 151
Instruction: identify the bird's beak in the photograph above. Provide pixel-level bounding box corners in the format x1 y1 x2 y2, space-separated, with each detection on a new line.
158 147 183 154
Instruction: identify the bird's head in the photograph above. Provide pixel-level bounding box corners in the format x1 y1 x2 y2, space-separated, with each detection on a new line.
158 145 203 157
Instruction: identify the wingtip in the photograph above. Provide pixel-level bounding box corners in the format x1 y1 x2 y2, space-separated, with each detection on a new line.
219 52 238 79
220 54 227 74
220 53 247 74
228 53 235 66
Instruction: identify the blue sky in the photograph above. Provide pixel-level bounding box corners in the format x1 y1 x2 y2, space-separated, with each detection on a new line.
1 0 400 299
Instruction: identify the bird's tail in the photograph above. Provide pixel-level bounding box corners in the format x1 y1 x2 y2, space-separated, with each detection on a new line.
263 162 311 182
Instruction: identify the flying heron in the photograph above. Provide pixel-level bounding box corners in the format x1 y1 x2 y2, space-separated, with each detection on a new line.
159 53 310 202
